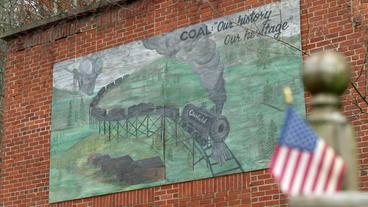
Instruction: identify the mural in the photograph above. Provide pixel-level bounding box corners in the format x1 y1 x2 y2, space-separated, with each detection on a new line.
50 0 304 202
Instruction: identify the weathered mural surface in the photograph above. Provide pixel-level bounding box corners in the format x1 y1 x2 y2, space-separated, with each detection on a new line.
50 0 304 202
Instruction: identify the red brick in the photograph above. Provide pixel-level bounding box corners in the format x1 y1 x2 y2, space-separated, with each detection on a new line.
1 0 368 206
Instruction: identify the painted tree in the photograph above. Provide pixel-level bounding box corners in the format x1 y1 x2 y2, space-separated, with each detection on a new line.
255 113 264 126
262 80 273 103
74 108 79 125
79 97 86 124
255 38 272 70
67 101 73 127
255 113 267 159
265 120 278 158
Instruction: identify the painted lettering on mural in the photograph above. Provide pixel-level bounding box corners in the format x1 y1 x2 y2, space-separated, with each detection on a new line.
237 10 272 25
180 9 290 45
188 109 208 125
180 25 212 41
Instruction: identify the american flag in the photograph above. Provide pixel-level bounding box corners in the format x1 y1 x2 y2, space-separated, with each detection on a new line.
269 107 346 195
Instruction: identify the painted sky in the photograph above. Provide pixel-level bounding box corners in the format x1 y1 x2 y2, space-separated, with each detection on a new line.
53 0 300 94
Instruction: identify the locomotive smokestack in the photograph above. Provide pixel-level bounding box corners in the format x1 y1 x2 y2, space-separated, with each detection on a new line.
143 24 226 114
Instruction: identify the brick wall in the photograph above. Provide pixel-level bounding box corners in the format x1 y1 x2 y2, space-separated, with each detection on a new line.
0 0 367 206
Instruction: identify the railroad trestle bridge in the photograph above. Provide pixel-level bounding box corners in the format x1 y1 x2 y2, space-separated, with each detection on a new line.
88 77 244 177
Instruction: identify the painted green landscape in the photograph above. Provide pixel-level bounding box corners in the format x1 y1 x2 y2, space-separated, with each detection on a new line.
50 0 304 202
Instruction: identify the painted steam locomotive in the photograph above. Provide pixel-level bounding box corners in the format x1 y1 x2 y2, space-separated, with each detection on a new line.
180 104 230 146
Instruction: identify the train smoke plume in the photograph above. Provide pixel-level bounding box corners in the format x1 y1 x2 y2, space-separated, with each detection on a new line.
143 25 226 114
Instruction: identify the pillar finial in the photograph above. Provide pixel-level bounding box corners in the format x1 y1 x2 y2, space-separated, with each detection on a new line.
303 51 351 96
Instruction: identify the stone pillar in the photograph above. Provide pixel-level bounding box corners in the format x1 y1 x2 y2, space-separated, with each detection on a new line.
302 51 358 190
289 51 368 206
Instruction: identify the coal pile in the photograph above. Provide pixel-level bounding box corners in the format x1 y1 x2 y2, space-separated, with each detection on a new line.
88 154 165 185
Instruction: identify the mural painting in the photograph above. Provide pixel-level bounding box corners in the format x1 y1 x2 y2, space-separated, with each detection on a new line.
50 0 304 202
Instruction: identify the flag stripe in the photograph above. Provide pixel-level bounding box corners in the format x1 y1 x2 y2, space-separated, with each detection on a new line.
303 141 325 194
311 143 328 192
336 160 346 191
269 146 280 170
326 158 344 193
273 146 289 179
287 150 303 192
298 151 314 194
281 149 299 192
290 152 310 196
323 155 336 191
279 148 292 184
314 147 334 193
